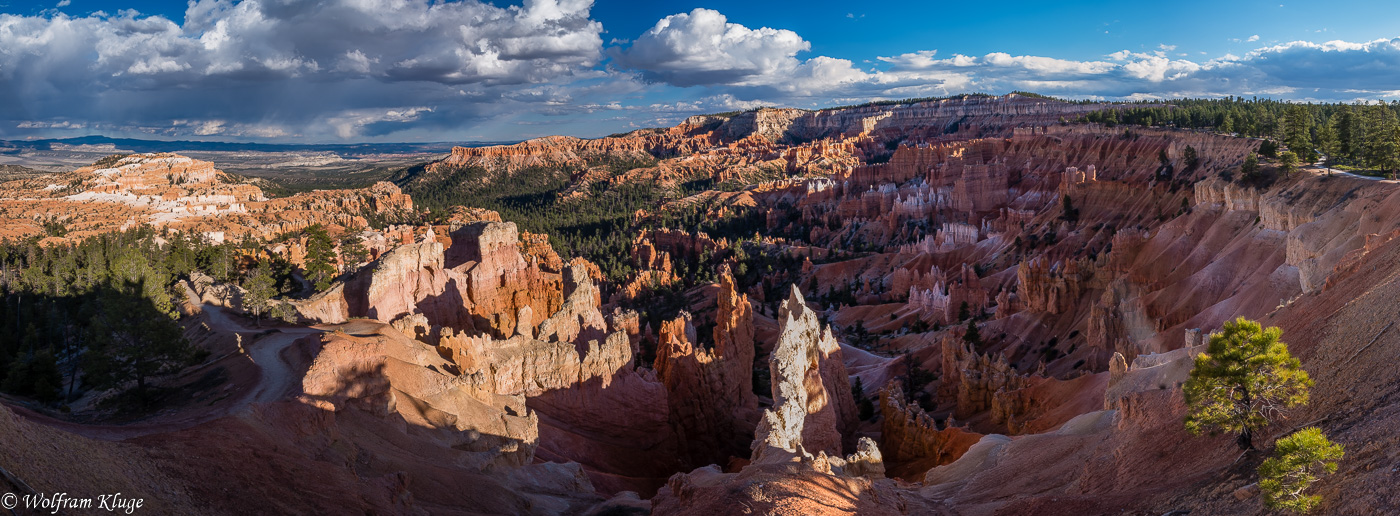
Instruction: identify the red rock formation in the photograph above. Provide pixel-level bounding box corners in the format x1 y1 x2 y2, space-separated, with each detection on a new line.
652 285 921 515
938 334 1037 419
16 96 1381 514
518 231 565 273
651 268 760 467
993 288 1022 319
0 154 412 243
1016 257 1094 314
446 205 503 224
1085 278 1152 367
713 267 760 411
906 264 989 324
406 261 681 495
446 222 563 337
650 455 923 516
614 232 680 303
297 325 538 468
291 222 564 341
349 234 457 325
878 382 983 480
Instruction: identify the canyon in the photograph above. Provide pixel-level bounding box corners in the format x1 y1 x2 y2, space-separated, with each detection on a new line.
3 94 1400 515
0 153 413 244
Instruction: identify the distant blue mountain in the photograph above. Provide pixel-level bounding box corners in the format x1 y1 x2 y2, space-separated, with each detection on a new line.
0 136 517 155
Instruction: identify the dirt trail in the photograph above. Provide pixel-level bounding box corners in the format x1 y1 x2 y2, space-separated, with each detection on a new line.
1307 154 1390 182
180 287 327 407
245 328 318 404
7 295 327 441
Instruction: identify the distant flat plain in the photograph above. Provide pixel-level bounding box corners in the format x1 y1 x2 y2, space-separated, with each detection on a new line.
0 137 513 195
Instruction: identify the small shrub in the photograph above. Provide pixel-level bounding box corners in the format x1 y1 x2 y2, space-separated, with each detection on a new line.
1259 427 1344 513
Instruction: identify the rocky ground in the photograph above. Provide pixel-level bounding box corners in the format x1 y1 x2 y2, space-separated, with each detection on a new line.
3 94 1399 514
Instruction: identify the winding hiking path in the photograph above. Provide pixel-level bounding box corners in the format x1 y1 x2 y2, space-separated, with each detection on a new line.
245 329 316 405
1308 153 1390 182
5 295 327 442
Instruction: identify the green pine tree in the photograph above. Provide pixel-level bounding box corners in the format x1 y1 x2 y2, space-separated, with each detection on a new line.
339 234 369 274
1259 427 1344 513
302 225 337 291
1184 317 1312 450
1242 154 1261 180
1283 104 1312 160
1280 150 1300 176
1183 145 1199 169
1 349 62 403
270 302 300 324
84 282 209 401
242 263 276 327
963 320 982 346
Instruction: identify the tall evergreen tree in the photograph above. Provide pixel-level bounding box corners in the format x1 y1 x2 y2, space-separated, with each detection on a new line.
242 263 276 326
302 225 337 291
963 320 982 346
1362 104 1398 171
1283 104 1313 160
1242 154 1261 180
1279 150 1300 176
1 349 61 402
83 282 208 401
1332 106 1358 160
1184 317 1312 450
339 234 369 274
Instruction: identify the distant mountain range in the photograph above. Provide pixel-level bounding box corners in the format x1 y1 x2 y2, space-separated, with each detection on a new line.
0 135 518 156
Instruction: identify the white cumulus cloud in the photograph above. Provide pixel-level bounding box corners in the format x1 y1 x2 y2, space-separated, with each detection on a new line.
609 8 813 87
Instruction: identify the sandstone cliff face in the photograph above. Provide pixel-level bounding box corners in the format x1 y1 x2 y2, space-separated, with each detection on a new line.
297 221 565 339
347 234 457 326
296 324 539 470
719 108 807 141
780 94 1122 142
448 222 564 337
427 133 696 177
652 268 761 467
1190 173 1400 295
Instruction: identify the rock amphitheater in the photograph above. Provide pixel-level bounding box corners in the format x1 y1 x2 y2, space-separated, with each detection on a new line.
3 95 1399 515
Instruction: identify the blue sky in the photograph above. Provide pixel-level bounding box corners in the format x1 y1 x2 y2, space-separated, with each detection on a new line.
0 0 1398 142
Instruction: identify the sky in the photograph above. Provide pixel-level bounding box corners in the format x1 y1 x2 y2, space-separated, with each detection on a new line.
0 0 1398 143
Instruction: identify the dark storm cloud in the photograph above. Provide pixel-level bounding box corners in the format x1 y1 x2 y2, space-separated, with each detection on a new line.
0 0 605 139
